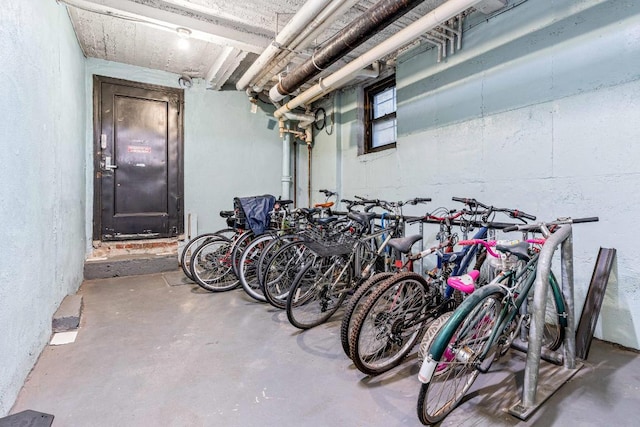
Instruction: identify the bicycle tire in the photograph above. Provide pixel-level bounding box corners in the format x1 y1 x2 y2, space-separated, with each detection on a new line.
417 291 504 425
180 228 236 281
238 233 277 302
521 271 566 351
230 230 255 278
350 272 437 376
263 241 313 310
256 233 298 290
180 233 221 281
339 272 394 358
189 236 239 292
286 255 352 329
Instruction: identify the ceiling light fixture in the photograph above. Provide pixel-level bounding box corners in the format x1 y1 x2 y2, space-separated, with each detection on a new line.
176 27 192 49
176 27 192 38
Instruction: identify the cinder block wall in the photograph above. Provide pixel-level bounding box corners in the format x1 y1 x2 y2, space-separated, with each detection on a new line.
311 0 640 349
0 0 87 414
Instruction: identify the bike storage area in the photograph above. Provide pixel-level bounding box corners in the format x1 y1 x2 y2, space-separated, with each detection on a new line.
178 193 610 425
5 0 639 425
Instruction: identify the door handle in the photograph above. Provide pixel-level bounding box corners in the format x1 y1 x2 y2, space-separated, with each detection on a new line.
104 156 118 170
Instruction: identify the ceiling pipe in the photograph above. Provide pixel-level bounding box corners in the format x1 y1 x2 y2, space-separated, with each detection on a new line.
236 0 332 91
269 0 430 103
305 61 379 105
282 112 316 129
274 0 482 119
252 0 360 92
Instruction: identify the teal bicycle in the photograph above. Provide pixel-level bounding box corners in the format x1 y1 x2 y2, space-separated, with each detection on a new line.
416 217 598 425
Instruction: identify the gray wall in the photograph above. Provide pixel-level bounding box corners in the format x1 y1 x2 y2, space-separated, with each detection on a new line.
310 0 640 349
0 0 87 414
84 60 283 241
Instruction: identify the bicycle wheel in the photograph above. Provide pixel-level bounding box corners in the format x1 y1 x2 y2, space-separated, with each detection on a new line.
180 229 235 281
256 233 298 291
350 272 437 375
238 233 276 302
286 255 352 329
189 236 239 292
522 271 566 351
339 272 394 358
417 291 504 425
263 241 313 310
230 230 254 278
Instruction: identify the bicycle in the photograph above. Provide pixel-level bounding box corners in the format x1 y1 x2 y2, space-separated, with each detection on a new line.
285 198 426 330
189 194 274 292
179 209 237 282
416 216 598 425
260 196 395 311
237 199 296 302
348 198 536 375
254 190 344 303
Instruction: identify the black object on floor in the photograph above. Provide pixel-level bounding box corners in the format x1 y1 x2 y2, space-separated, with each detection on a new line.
576 247 617 360
0 410 54 427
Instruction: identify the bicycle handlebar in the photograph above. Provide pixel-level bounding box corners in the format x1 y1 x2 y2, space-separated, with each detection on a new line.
502 216 599 233
451 197 536 222
406 197 432 205
451 197 489 209
458 238 545 258
319 189 337 197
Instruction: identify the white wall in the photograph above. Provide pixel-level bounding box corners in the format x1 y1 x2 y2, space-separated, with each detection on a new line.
319 0 640 349
0 0 87 415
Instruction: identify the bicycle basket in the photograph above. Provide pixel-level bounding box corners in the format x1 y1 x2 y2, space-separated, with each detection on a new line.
302 231 356 257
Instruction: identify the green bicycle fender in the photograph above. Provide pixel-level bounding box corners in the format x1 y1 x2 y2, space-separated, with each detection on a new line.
528 270 567 329
548 271 568 328
418 284 507 383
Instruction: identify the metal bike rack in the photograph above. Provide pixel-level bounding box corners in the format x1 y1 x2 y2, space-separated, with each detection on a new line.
509 224 583 419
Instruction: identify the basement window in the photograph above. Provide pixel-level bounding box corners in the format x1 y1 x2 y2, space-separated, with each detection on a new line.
364 75 397 153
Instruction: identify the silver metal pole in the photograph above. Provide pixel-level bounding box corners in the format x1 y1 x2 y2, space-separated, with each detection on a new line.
522 224 572 408
561 231 576 369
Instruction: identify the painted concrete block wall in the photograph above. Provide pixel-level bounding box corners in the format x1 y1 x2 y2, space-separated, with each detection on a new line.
0 0 87 415
327 0 640 349
85 59 283 239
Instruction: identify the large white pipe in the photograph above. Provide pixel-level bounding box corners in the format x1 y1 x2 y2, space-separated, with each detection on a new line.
274 0 482 118
282 123 292 200
252 0 360 92
236 0 332 91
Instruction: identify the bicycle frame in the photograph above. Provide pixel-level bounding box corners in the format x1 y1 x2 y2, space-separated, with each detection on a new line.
419 247 567 383
390 226 490 331
315 224 398 295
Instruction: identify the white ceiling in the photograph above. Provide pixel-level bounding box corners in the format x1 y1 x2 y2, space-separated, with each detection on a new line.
60 0 508 97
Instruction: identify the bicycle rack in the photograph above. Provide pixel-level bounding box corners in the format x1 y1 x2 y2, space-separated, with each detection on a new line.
508 224 583 419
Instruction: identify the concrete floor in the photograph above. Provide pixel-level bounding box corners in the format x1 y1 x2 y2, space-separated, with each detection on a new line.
10 270 640 426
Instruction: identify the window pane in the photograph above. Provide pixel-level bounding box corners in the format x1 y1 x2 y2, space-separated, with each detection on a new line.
373 86 396 119
372 117 397 148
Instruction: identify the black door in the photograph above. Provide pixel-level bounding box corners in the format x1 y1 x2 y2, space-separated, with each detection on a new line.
94 76 183 241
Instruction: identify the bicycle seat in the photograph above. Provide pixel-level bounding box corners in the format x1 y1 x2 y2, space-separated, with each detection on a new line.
312 216 339 226
219 210 234 218
277 199 294 206
495 241 530 261
446 270 480 294
387 234 423 254
347 211 376 227
299 207 320 216
314 201 334 208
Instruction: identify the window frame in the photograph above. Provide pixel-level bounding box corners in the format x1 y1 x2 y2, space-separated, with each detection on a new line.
364 75 397 154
